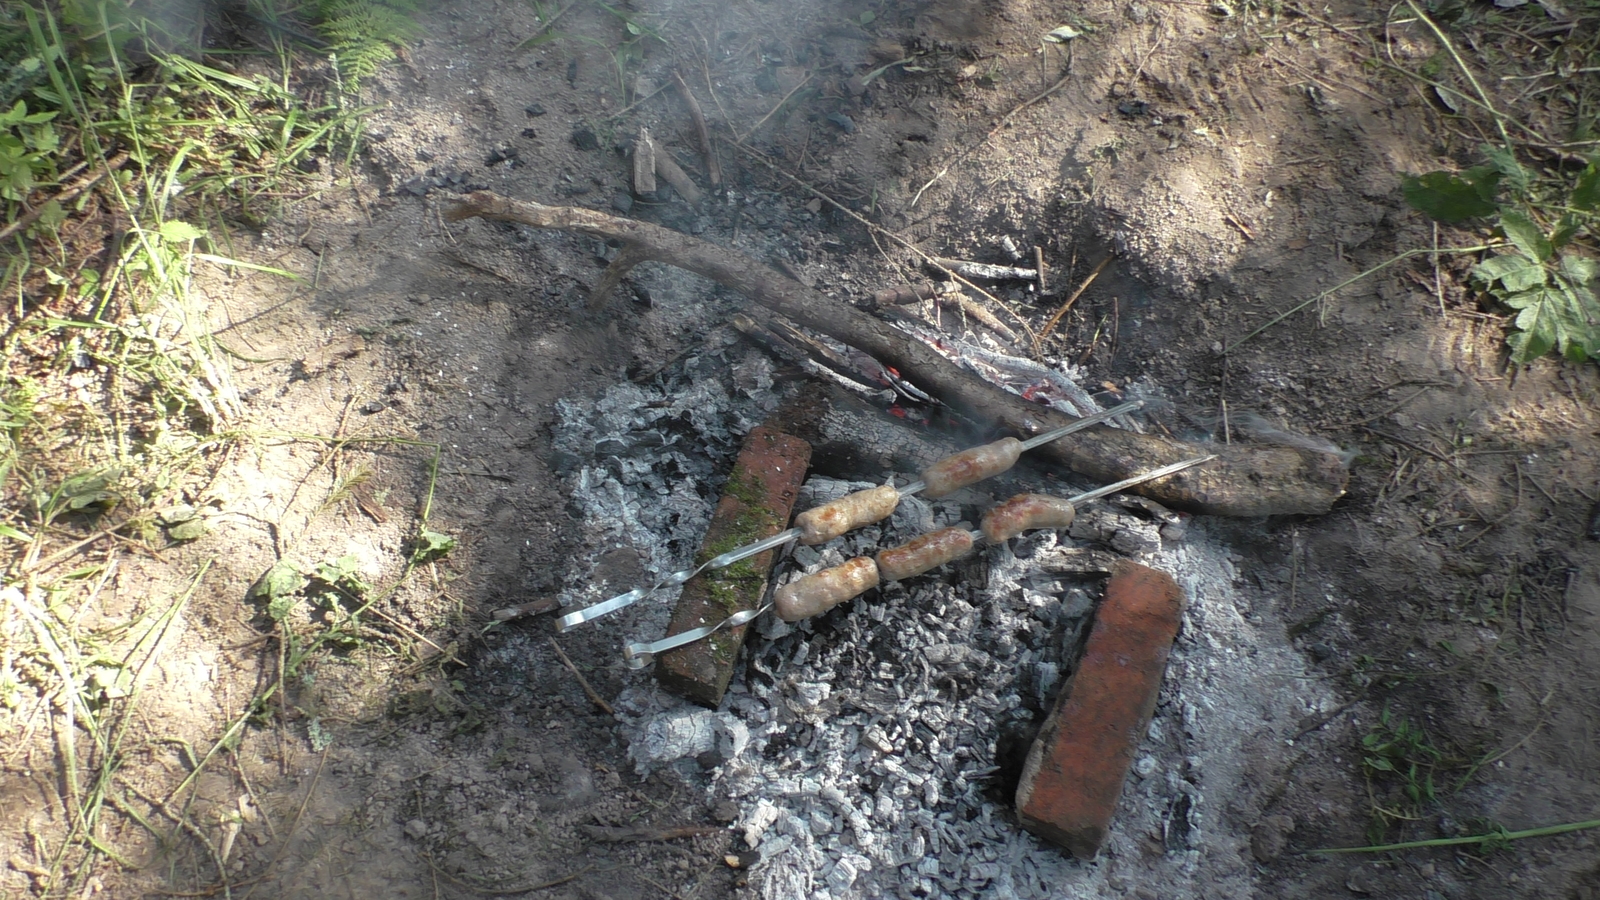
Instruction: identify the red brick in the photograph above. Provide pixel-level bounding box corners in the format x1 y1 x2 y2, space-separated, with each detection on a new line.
1015 559 1185 857
656 424 811 707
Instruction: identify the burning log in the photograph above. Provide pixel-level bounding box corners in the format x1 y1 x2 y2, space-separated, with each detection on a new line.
445 192 1348 517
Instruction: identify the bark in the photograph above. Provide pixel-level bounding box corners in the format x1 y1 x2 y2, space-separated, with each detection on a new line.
445 191 1348 516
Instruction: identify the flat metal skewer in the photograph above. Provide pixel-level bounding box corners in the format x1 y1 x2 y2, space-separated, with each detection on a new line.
622 453 1214 668
557 400 1144 632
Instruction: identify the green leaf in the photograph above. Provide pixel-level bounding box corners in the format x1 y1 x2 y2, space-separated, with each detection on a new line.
1499 276 1600 364
0 523 32 541
1499 210 1552 263
1472 254 1546 293
167 518 208 541
158 220 205 243
412 528 456 561
249 561 307 604
316 554 361 583
1572 159 1600 212
1480 144 1530 196
1044 25 1082 42
859 10 875 25
56 469 120 512
1402 170 1499 222
1551 213 1582 250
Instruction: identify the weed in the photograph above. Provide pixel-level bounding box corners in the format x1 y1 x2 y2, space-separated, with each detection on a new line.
305 0 425 86
1361 706 1443 810
517 0 667 103
1404 153 1600 363
0 2 434 892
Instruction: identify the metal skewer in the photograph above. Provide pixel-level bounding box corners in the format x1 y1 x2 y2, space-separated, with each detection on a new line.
557 400 1145 632
622 453 1215 668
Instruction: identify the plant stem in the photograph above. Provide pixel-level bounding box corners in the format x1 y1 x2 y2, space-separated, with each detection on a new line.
1311 817 1600 854
1401 0 1512 151
1227 245 1493 353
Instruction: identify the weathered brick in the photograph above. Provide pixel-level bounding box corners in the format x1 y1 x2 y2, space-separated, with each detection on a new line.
1015 559 1185 857
656 424 811 707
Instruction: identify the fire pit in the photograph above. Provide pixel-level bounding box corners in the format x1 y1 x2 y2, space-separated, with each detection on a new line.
550 333 1341 900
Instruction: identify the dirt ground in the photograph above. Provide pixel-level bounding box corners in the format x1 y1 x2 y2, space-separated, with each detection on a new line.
5 0 1600 897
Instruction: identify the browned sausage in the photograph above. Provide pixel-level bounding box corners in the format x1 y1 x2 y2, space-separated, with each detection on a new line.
980 494 1077 543
773 557 881 622
794 485 902 546
875 527 976 581
920 438 1023 498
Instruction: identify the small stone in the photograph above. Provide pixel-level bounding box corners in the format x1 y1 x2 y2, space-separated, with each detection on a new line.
571 128 600 152
611 192 634 213
1251 814 1295 862
525 102 547 116
1417 862 1435 878
405 819 429 840
1345 865 1377 895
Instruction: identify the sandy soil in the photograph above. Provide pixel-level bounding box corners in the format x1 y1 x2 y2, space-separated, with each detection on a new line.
4 0 1599 897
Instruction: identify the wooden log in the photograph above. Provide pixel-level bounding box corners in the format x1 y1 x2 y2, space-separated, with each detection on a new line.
444 192 1348 517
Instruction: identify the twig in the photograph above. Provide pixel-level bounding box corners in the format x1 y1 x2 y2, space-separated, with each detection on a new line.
1034 255 1113 355
938 293 1018 344
1361 426 1454 465
929 257 1037 281
730 143 1038 347
654 152 704 206
0 150 130 244
911 71 1075 207
674 71 720 187
737 73 812 143
421 852 592 895
581 823 723 842
446 191 1351 516
239 748 328 900
1034 245 1047 294
548 638 613 714
1227 246 1492 352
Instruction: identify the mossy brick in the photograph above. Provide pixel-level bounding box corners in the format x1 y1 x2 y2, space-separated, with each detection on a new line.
1015 559 1186 857
656 425 811 707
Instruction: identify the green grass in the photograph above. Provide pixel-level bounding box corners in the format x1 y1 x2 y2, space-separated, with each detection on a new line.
0 2 439 894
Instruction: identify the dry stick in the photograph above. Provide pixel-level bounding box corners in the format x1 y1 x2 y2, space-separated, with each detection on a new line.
731 143 1037 347
421 852 592 895
1034 254 1113 356
674 71 720 187
548 638 614 714
1034 245 1047 295
911 71 1075 207
445 192 1350 517
0 150 130 244
239 748 329 900
737 73 813 143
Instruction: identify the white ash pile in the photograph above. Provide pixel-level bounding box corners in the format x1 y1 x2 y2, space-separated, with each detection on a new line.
548 337 781 637
616 511 1338 900
553 340 1341 900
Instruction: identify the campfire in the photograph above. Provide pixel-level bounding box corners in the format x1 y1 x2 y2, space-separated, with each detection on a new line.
527 324 1341 898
